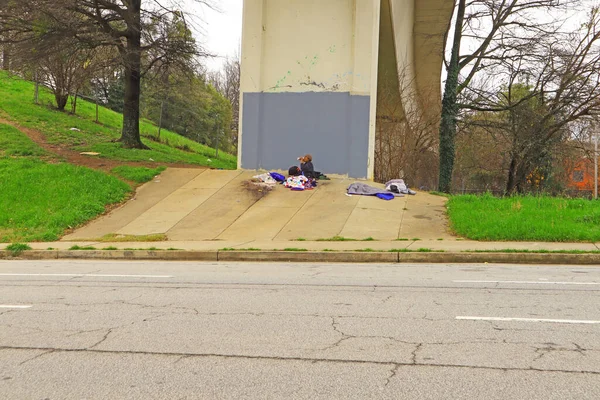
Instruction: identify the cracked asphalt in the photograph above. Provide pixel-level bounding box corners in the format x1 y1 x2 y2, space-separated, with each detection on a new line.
0 260 599 399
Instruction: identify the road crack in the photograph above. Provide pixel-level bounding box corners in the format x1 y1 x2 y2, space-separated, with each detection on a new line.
384 364 400 386
2 346 599 375
18 349 54 366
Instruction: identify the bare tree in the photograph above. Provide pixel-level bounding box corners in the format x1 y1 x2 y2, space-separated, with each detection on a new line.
375 69 439 188
209 54 240 148
0 0 214 148
29 41 103 111
438 0 579 192
460 6 600 194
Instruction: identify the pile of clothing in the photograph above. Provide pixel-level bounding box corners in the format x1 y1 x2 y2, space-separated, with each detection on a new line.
347 179 416 200
253 172 317 191
284 175 317 191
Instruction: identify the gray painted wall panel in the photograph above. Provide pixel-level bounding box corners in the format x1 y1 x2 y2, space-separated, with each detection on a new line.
241 92 370 178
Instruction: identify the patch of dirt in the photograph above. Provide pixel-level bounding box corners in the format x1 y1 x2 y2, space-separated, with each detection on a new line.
0 117 206 172
242 179 276 200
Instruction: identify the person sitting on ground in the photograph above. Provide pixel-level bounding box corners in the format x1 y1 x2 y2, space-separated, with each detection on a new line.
297 154 330 180
298 154 315 178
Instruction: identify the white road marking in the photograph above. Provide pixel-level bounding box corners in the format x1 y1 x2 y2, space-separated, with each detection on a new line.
453 280 599 286
457 316 600 324
0 305 32 309
0 273 173 279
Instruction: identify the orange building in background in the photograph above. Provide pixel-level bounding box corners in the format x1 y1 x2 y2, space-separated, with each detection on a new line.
567 157 598 191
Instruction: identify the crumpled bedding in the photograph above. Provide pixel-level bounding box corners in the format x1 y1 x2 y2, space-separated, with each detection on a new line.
385 179 417 195
347 182 404 197
253 173 278 184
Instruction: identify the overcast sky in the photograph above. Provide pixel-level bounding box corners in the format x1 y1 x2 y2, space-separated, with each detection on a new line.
189 0 595 72
186 0 244 71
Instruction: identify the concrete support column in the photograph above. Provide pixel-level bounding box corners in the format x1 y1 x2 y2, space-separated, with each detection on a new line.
239 0 381 178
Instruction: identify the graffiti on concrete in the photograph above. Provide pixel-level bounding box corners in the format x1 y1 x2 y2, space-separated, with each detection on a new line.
268 46 367 92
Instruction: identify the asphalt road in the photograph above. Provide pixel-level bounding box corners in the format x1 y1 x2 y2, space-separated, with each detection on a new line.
0 260 599 399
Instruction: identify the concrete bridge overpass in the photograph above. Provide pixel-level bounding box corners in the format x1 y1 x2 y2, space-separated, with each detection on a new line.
238 0 454 179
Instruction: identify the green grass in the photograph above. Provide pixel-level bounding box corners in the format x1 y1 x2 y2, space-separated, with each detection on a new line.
0 72 236 169
316 236 357 242
448 193 600 242
283 248 308 252
0 124 47 157
90 233 168 242
392 248 443 253
466 249 600 254
220 248 261 252
111 166 166 183
0 157 131 242
69 245 97 250
5 243 32 256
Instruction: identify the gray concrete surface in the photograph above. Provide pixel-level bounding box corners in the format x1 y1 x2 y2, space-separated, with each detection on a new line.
1 261 599 399
62 169 452 242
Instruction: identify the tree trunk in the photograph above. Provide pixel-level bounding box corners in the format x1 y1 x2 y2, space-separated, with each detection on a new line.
506 156 518 195
71 91 78 114
438 0 466 193
34 71 39 104
119 0 148 149
55 93 68 111
2 45 10 70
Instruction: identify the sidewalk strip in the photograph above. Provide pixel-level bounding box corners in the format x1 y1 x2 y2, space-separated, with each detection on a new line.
454 280 600 286
456 316 600 324
0 305 32 309
0 273 173 278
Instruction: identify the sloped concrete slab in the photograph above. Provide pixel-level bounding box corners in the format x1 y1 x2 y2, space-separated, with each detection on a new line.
399 193 451 240
217 185 317 241
117 170 242 236
64 168 452 243
63 168 205 240
275 180 359 241
167 171 259 241
338 195 408 240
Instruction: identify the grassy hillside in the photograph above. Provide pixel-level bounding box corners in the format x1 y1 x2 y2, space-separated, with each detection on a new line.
0 71 237 169
0 123 131 242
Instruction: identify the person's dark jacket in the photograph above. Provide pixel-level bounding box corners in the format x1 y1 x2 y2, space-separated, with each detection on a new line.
301 161 321 179
301 161 314 174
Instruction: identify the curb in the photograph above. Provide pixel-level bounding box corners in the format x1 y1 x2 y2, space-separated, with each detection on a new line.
2 250 600 265
0 250 218 261
218 251 398 263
